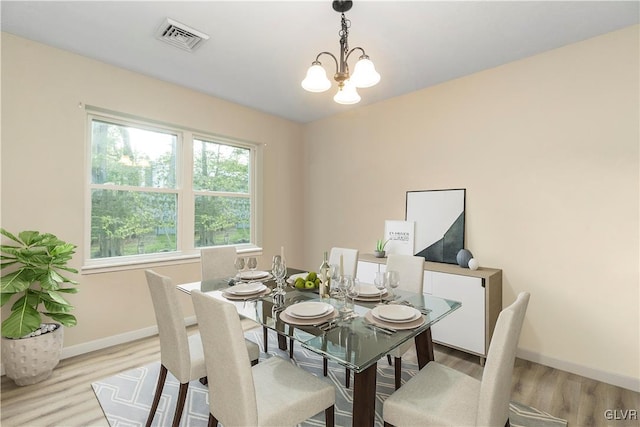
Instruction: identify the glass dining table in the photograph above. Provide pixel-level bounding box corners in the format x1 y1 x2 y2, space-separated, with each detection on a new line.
177 268 461 427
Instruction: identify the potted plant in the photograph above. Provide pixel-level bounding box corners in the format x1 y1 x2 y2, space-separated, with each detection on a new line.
0 229 79 385
374 239 389 258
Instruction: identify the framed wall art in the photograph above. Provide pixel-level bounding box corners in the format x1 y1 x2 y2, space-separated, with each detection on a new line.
405 189 466 264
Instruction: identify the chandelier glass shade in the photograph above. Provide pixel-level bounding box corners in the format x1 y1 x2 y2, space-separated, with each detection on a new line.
301 1 380 105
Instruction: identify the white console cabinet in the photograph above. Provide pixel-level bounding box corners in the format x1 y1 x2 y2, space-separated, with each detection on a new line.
357 254 502 363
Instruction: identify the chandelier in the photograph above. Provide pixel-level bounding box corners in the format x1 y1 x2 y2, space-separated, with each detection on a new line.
301 0 380 105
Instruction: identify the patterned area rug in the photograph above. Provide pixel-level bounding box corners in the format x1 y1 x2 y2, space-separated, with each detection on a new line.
92 329 567 427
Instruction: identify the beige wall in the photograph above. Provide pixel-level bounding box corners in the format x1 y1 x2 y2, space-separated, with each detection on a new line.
303 25 639 388
1 32 305 346
2 25 638 390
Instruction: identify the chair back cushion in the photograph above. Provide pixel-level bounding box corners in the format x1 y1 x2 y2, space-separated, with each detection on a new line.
477 292 530 427
145 270 192 382
191 290 259 425
385 254 425 294
329 247 359 278
201 246 237 281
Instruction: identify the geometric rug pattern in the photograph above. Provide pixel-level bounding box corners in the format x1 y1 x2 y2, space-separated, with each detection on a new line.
92 328 567 427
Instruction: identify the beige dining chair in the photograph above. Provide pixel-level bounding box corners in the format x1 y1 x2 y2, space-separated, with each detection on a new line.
329 247 359 278
383 292 530 427
145 270 260 427
191 289 336 427
200 246 237 281
384 253 426 390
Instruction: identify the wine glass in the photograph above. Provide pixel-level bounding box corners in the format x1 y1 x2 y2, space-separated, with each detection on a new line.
345 277 360 314
271 255 287 294
338 276 353 313
374 271 386 304
247 257 258 272
385 270 400 300
234 257 246 279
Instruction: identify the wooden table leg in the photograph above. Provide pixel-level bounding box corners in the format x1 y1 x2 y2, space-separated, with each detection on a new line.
352 364 377 427
414 327 435 369
277 333 288 351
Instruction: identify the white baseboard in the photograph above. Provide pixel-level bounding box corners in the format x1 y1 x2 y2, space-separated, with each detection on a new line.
517 348 640 392
0 316 198 377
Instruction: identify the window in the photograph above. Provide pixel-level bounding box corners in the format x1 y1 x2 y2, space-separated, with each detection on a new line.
86 112 259 267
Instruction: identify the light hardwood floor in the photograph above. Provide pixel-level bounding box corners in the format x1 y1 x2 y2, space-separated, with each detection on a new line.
1 326 638 427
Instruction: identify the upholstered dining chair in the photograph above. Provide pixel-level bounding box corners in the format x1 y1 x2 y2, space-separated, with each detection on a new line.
329 247 359 278
384 253 426 390
383 292 530 427
144 270 260 427
200 246 237 281
191 289 336 427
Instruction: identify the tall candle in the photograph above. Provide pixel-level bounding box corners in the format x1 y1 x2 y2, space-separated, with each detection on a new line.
339 254 344 277
280 246 284 259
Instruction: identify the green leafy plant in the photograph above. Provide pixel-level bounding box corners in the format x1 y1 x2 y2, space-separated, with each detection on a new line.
375 239 389 252
0 229 79 339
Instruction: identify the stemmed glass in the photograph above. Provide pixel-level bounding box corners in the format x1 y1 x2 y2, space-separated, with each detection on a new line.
345 277 360 314
234 257 246 279
374 271 386 304
247 257 258 272
271 255 287 295
338 276 353 313
385 270 400 300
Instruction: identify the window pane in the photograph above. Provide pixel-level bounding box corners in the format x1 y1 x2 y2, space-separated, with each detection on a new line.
193 139 249 193
91 120 177 188
90 189 177 258
194 195 250 247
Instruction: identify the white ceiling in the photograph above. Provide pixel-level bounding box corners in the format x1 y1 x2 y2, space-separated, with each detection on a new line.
2 1 638 123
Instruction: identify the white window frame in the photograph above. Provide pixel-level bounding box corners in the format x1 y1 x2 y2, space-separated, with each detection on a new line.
83 110 262 273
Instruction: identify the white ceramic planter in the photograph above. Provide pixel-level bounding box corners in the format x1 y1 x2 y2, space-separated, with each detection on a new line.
1 323 64 386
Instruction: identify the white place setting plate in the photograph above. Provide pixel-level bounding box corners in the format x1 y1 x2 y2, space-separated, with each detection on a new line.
364 310 425 330
357 284 388 297
279 309 338 326
227 282 267 295
371 305 421 323
285 302 334 319
222 287 271 301
237 270 271 280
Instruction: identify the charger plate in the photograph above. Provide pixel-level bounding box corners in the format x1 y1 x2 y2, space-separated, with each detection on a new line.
364 310 425 330
280 310 338 326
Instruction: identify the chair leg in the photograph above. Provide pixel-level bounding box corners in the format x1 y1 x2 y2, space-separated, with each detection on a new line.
505 418 510 427
263 326 268 352
289 337 294 358
208 413 218 427
325 404 335 427
394 357 402 390
387 354 392 365
172 382 189 427
345 368 350 388
145 364 168 427
323 357 328 376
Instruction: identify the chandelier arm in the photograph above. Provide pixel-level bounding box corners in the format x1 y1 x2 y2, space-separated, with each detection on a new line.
345 46 367 63
314 51 340 74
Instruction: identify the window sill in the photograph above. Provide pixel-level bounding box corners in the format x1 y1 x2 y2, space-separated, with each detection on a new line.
81 247 263 275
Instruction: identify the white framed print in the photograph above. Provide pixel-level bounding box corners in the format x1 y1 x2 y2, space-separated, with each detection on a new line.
384 220 415 255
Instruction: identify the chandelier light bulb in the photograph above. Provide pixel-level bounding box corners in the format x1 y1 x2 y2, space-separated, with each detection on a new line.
301 63 331 93
333 80 361 105
350 56 381 88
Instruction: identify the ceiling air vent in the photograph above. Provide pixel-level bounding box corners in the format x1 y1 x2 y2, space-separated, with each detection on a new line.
155 18 209 52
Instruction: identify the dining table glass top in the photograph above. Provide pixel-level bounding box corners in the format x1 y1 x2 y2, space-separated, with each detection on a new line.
179 268 461 373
